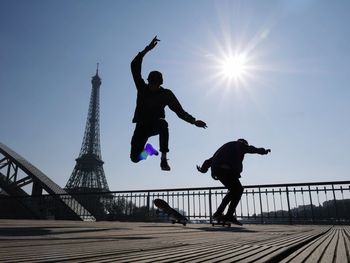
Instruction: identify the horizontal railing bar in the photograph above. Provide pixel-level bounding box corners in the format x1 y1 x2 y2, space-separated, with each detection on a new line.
1 180 349 198
104 180 350 194
67 180 350 194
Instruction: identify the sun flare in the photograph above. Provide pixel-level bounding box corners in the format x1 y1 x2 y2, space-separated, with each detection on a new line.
202 26 271 93
220 53 248 80
206 48 254 90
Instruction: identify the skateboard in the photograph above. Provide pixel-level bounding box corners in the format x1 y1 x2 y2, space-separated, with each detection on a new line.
211 216 243 227
212 219 231 227
153 199 188 226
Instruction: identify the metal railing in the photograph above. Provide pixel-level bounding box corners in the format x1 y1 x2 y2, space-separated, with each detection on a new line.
1 180 349 224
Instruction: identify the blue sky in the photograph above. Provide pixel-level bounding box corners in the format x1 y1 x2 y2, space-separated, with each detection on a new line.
1 0 350 191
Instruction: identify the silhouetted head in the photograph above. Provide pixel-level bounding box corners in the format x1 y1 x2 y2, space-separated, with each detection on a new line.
237 138 249 145
147 71 163 87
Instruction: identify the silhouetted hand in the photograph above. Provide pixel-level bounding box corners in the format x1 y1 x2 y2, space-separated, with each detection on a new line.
264 149 271 154
196 165 206 173
146 36 160 51
195 120 207 128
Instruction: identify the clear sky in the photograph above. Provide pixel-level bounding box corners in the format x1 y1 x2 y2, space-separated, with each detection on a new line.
1 0 350 191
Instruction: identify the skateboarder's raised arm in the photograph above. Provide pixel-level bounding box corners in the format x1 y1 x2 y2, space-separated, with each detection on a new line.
131 36 160 90
130 52 146 90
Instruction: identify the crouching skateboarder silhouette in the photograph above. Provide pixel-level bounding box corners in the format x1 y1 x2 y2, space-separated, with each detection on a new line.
197 138 271 226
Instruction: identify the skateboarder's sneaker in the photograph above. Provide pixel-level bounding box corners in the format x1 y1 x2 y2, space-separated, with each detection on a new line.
139 151 148 161
144 143 159 156
160 158 171 171
213 212 224 221
222 215 243 226
138 143 158 161
231 217 243 226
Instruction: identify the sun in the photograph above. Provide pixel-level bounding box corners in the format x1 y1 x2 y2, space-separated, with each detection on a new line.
220 53 248 81
200 28 272 93
205 48 253 90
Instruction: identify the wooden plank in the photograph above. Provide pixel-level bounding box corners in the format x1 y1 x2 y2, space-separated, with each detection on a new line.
0 220 348 263
334 227 349 263
279 228 350 263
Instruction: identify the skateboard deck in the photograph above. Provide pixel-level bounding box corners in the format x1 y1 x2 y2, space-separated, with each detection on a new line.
153 199 188 226
211 216 243 227
212 219 231 227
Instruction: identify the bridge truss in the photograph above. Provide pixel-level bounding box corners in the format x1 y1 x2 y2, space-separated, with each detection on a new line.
0 142 95 221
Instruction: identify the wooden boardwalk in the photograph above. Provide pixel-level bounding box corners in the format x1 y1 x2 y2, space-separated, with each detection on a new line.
0 220 348 262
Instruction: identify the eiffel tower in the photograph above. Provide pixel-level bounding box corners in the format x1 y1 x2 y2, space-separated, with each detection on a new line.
65 65 110 193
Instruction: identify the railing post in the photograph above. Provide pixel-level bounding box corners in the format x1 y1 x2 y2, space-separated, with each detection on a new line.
193 192 196 219
246 189 250 220
265 189 269 219
272 189 277 219
147 191 150 216
252 189 256 220
129 192 133 216
308 185 315 223
187 190 190 221
209 189 212 224
259 187 263 224
286 186 292 225
332 184 339 223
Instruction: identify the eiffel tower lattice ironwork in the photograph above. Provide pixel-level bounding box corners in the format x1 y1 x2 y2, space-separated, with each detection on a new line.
65 66 110 193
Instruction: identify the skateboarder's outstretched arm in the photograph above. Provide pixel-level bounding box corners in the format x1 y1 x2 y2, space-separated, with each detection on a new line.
244 144 271 155
197 157 212 173
131 36 160 90
167 91 207 128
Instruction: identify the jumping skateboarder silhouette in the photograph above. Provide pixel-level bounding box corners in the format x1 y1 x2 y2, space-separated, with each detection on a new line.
130 36 207 171
197 138 270 225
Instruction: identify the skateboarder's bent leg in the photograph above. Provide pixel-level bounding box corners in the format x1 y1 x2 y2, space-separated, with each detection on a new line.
215 191 233 216
214 170 243 217
226 178 244 216
155 119 171 170
130 120 169 163
130 123 150 163
212 169 232 215
157 119 169 154
143 119 170 170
